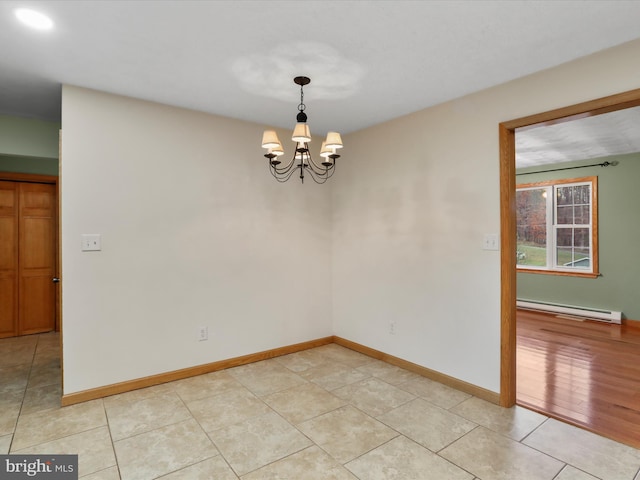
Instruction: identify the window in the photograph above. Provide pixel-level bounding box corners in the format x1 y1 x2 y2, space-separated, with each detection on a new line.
516 176 598 276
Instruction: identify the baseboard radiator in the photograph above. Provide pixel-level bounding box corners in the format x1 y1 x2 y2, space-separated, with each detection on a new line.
517 299 622 324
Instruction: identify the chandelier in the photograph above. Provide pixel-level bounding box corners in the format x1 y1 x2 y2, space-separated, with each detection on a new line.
261 76 343 184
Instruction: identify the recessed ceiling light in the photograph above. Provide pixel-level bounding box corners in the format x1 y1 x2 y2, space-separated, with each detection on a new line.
14 8 54 30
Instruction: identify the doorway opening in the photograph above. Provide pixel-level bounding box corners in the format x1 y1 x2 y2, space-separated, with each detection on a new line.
0 171 62 428
499 88 640 446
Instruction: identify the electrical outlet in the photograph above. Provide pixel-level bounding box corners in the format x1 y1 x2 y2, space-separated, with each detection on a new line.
198 326 208 341
389 321 396 335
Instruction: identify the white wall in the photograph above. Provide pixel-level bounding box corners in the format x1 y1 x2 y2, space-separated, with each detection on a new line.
62 38 640 397
332 38 640 393
61 86 332 394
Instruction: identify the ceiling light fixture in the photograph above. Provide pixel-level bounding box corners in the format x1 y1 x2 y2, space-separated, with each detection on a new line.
14 8 54 30
261 76 342 184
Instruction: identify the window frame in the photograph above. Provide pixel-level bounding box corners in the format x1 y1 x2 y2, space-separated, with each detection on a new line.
516 176 599 278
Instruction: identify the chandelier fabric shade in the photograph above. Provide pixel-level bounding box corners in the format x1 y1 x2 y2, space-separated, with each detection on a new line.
261 76 343 184
325 132 343 149
292 123 311 143
319 142 332 158
261 130 281 149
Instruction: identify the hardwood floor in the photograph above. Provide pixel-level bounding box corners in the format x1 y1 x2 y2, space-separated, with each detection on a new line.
517 309 640 449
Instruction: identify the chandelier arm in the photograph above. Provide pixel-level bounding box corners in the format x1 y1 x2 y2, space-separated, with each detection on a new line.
310 163 334 178
318 158 338 181
267 151 336 182
269 162 299 183
325 160 337 179
274 170 298 183
269 156 297 175
305 153 331 172
300 161 332 184
304 148 338 176
306 164 331 179
321 156 339 179
297 141 327 173
280 167 299 183
303 166 330 184
271 163 296 176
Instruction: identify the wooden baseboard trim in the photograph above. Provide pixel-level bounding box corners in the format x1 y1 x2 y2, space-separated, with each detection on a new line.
62 335 498 407
333 336 500 405
622 318 640 329
61 336 334 406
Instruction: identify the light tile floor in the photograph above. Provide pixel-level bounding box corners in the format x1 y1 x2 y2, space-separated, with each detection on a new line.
2 332 640 480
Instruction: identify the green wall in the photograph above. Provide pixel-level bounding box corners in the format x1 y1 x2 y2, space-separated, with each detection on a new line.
0 114 60 159
0 114 60 176
0 154 58 176
517 153 640 320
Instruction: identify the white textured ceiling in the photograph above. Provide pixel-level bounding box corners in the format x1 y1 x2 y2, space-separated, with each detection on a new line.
1 0 640 139
516 107 640 168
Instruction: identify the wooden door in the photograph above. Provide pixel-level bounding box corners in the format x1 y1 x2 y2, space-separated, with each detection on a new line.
0 180 56 338
18 182 56 335
0 181 19 337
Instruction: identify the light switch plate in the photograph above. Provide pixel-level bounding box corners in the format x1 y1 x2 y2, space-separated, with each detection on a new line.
482 233 499 251
81 234 102 251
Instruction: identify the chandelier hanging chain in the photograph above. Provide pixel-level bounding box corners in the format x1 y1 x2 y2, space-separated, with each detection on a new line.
261 76 343 184
298 83 305 114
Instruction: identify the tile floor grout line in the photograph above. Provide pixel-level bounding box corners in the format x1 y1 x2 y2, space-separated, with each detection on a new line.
8 334 45 454
445 395 473 411
433 436 479 480
203 430 242 479
247 383 331 470
342 432 401 467
214 449 239 480
152 455 235 480
109 416 196 444
232 441 311 479
512 424 603 480
519 415 551 444
552 464 604 480
11 424 106 455
79 465 119 480
168 389 225 478
101 397 123 480
15 333 40 418
434 423 482 456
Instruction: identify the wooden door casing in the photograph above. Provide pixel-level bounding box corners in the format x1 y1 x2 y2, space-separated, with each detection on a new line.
0 181 19 337
0 178 57 338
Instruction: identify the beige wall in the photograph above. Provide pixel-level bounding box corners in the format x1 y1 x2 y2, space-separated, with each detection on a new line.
61 38 640 397
61 86 332 394
332 39 640 393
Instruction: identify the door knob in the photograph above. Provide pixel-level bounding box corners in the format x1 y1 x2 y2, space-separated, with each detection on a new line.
52 277 60 283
